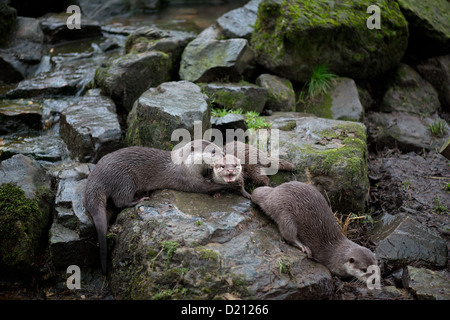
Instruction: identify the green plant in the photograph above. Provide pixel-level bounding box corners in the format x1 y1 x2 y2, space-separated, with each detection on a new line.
305 64 337 99
211 108 271 130
433 196 448 215
429 119 447 137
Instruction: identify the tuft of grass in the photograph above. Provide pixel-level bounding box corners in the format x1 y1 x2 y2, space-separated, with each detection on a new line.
305 64 337 99
433 196 448 215
211 108 271 130
429 119 447 137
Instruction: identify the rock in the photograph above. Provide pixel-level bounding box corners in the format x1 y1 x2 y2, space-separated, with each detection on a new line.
126 81 211 150
39 13 102 44
94 51 172 113
0 2 16 45
109 190 334 299
371 214 448 269
0 53 24 84
211 113 248 136
380 64 440 115
256 74 295 112
367 111 449 152
216 0 262 40
402 266 450 300
48 162 99 269
396 0 450 58
179 25 254 82
5 64 95 99
302 77 364 122
59 96 122 163
0 155 53 273
124 26 196 78
78 0 161 21
267 114 369 213
417 54 450 111
251 0 408 82
0 98 42 134
200 82 267 113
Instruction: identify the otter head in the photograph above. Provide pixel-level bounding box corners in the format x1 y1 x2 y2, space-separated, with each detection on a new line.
173 140 224 166
213 154 242 184
334 244 377 281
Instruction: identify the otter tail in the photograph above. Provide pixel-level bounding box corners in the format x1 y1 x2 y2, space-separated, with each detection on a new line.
84 188 108 274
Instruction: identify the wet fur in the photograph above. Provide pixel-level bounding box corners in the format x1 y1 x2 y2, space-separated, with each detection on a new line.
224 141 295 187
251 181 377 279
84 141 239 273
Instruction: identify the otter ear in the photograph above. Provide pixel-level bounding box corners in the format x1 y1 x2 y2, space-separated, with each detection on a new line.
349 258 355 264
191 144 195 152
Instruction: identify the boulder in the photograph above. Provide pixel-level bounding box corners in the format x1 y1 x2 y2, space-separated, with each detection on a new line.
94 51 172 113
0 155 54 273
216 0 262 40
402 266 450 300
59 96 122 163
256 74 295 112
109 190 334 299
367 111 449 152
302 77 364 122
396 0 450 58
124 26 196 78
179 25 254 82
371 214 447 269
267 113 369 214
39 13 102 43
417 54 450 111
380 64 440 115
48 162 99 269
126 81 211 150
211 113 248 136
250 0 408 82
200 82 268 113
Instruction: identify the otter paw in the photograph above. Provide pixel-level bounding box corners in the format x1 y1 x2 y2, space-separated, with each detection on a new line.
212 192 222 199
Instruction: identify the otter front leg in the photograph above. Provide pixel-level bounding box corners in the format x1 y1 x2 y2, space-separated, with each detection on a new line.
277 213 312 258
293 240 312 259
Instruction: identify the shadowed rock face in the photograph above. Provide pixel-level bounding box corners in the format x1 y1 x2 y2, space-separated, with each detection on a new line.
109 190 334 300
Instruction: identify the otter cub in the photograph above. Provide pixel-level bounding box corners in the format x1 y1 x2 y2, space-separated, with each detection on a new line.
84 140 241 273
224 141 295 187
212 154 251 199
251 181 377 280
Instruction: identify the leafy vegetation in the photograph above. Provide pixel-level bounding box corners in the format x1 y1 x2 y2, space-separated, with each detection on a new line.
429 118 447 137
211 108 272 130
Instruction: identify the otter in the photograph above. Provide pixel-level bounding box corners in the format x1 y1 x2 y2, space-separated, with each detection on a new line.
211 154 251 199
251 181 377 280
84 140 241 273
224 141 295 187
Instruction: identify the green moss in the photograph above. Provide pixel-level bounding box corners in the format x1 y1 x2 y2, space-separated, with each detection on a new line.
198 248 219 261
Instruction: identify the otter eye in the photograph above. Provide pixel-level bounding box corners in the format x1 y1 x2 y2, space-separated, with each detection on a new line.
361 268 367 273
221 165 225 169
349 258 355 264
212 149 216 154
234 164 237 168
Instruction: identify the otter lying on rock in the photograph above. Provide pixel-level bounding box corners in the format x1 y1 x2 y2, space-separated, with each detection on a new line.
251 181 377 280
84 140 242 273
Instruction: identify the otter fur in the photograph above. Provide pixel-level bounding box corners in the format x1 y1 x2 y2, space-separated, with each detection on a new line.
84 140 240 273
251 181 377 280
224 141 295 187
212 154 251 199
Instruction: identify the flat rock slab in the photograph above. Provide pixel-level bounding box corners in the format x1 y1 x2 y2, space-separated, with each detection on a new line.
371 214 447 269
59 96 122 163
109 190 334 299
0 98 42 134
402 266 450 300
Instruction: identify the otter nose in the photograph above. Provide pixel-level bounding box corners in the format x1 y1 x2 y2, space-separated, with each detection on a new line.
227 169 234 173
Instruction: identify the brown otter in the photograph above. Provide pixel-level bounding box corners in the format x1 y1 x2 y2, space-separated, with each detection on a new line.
251 181 377 280
224 141 295 187
84 140 241 273
211 154 251 199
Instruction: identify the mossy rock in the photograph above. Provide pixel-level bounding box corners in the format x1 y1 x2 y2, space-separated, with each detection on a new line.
267 114 369 214
0 182 53 273
251 0 408 82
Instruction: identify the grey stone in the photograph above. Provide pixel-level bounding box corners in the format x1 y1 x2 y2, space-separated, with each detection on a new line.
402 266 450 300
126 81 211 150
201 82 267 113
59 96 122 163
216 0 262 40
371 214 448 268
179 26 254 82
256 74 295 112
109 190 334 299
